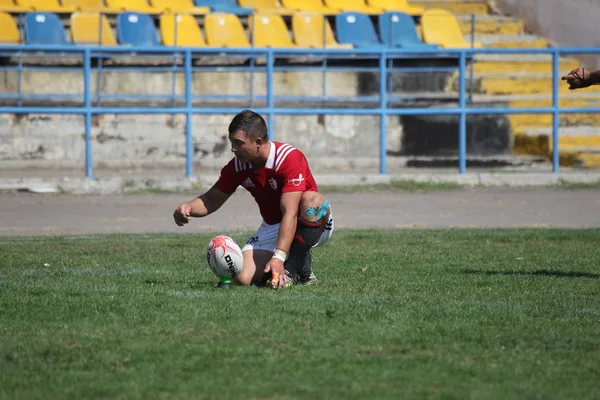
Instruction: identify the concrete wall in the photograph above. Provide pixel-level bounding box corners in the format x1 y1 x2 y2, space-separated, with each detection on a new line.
495 0 600 68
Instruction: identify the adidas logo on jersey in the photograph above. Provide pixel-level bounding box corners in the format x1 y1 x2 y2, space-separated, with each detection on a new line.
242 177 255 188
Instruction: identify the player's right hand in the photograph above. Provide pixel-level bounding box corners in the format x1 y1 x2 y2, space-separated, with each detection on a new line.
173 203 192 226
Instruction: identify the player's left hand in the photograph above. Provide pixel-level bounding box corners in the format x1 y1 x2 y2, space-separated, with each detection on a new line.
561 67 590 90
264 258 287 288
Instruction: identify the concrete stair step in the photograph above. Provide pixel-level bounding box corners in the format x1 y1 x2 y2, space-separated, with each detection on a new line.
473 59 579 75
409 0 491 15
464 34 550 48
509 113 600 129
478 76 600 95
513 132 600 168
457 16 524 36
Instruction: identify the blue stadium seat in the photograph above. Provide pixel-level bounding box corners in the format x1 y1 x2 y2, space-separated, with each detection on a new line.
335 12 386 49
378 11 439 49
24 12 70 45
117 12 161 47
194 0 252 15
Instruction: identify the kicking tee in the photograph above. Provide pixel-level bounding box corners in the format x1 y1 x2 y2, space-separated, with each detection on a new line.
215 141 317 225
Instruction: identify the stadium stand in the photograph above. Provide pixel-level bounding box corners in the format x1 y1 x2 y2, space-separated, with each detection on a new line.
334 12 386 48
421 8 483 48
24 12 70 45
159 14 206 47
368 0 424 16
324 0 383 15
150 0 209 14
204 12 251 47
238 0 294 15
17 0 76 13
71 12 117 45
105 0 157 13
0 0 29 13
249 14 296 48
0 11 20 44
281 0 339 15
116 12 160 46
195 0 252 16
292 13 352 49
62 0 122 13
378 11 438 49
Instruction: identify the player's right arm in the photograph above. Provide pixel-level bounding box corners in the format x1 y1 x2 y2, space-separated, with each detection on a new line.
173 184 232 226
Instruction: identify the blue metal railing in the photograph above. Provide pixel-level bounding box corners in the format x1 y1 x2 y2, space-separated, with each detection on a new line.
0 44 599 178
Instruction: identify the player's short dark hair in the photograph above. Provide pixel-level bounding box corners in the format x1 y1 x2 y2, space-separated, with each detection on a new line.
228 110 268 141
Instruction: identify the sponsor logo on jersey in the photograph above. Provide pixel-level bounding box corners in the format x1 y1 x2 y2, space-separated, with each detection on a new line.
242 177 255 188
288 173 304 187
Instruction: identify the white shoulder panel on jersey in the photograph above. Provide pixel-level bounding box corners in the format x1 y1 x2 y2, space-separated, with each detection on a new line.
274 144 296 172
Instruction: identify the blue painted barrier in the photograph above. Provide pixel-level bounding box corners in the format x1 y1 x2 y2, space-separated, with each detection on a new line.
0 45 598 178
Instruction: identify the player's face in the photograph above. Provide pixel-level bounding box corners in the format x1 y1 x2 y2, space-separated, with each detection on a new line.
229 130 258 163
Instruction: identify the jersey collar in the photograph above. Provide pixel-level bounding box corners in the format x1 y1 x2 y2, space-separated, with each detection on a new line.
265 141 276 169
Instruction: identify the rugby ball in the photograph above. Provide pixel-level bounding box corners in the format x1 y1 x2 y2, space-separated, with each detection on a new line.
206 235 243 279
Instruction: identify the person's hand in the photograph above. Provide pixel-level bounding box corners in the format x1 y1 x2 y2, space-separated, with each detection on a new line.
173 202 192 226
561 67 591 90
264 258 287 288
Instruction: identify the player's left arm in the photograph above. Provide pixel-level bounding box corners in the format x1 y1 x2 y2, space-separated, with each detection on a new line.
263 191 302 287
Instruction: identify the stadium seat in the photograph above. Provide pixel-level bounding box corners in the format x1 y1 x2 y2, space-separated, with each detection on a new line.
62 0 128 13
194 0 251 15
0 0 30 13
335 12 386 48
281 0 339 14
292 14 351 49
0 12 20 43
24 12 70 45
378 11 438 49
367 0 423 16
238 0 294 15
325 0 382 15
17 0 76 13
105 0 157 13
116 12 161 46
71 12 117 45
421 9 483 48
249 14 296 48
150 0 209 14
204 12 250 47
160 14 206 47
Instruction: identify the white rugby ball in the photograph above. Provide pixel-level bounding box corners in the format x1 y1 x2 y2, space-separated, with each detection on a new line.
206 235 243 279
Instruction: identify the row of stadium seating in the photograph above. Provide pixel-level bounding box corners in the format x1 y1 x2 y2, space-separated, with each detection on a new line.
0 0 424 16
0 10 481 49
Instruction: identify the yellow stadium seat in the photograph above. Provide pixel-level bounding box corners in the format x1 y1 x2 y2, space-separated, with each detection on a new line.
71 12 117 45
0 11 20 43
238 0 293 15
61 0 122 13
105 0 156 13
324 0 382 15
150 0 209 14
204 13 250 47
250 14 296 47
367 0 423 15
281 0 339 14
292 13 351 49
422 9 483 48
159 14 206 46
17 0 76 12
0 0 30 13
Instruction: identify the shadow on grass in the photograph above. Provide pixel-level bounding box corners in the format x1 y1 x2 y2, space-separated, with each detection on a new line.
462 269 600 279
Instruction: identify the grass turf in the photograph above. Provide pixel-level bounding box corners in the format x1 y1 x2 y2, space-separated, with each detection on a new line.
1 229 599 399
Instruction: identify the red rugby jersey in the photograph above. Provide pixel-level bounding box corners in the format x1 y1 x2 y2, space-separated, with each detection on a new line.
215 141 318 225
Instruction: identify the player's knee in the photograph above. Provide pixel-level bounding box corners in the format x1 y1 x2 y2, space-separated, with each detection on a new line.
235 263 254 286
299 191 328 222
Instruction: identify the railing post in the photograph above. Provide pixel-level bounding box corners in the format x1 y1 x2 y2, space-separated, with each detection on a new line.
266 50 275 140
379 51 387 175
469 14 475 103
83 47 93 179
185 49 194 178
552 49 560 173
458 50 467 174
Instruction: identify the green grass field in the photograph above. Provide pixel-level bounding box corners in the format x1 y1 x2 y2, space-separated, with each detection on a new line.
1 229 599 399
